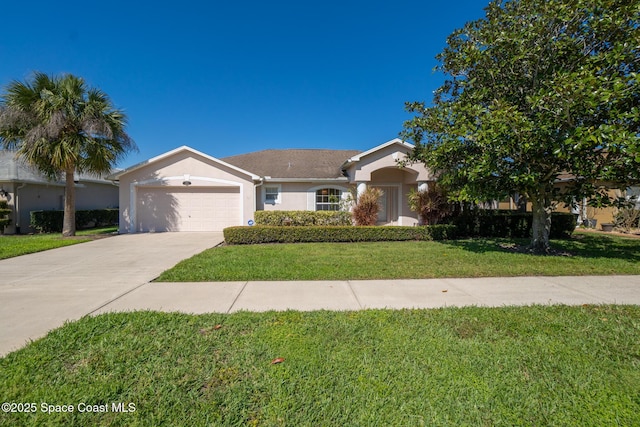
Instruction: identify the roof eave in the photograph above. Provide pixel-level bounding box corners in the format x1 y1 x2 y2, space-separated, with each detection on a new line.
112 146 261 181
345 138 414 163
264 177 349 183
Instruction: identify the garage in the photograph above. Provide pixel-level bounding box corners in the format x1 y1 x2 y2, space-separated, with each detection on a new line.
136 186 241 232
112 146 258 233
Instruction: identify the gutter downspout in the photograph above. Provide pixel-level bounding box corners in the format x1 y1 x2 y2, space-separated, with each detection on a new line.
254 177 265 218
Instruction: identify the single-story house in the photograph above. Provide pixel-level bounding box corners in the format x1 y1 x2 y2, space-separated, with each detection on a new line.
0 150 119 234
110 138 435 233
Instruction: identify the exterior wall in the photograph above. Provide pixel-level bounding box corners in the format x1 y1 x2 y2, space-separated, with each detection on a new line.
344 143 432 183
118 150 255 233
254 179 420 225
2 181 118 234
554 188 622 228
256 182 351 213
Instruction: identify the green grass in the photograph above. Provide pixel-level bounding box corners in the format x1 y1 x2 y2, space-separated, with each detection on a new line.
156 232 640 281
0 227 117 260
1 307 639 426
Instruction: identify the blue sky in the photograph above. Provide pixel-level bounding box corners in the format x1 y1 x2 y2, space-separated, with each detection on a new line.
1 1 488 168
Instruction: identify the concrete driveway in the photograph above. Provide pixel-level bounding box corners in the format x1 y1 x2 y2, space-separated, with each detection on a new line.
0 232 223 356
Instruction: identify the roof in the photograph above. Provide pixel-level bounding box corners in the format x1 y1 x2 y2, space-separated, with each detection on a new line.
223 149 361 180
0 150 114 185
344 138 414 163
109 145 260 181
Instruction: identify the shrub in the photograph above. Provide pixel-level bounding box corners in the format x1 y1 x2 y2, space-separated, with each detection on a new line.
407 185 451 225
352 187 383 226
30 209 119 233
445 210 576 239
614 208 640 233
224 225 456 245
254 210 352 226
0 200 11 232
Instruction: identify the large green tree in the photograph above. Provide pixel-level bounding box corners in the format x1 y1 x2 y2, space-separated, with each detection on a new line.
403 0 640 252
0 72 136 236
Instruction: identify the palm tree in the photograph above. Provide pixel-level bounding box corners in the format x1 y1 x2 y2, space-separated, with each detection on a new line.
0 72 136 236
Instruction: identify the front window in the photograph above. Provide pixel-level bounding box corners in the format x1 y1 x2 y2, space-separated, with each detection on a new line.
264 186 280 204
316 188 341 211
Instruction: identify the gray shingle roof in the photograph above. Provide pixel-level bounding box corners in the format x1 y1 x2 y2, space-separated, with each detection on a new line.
222 149 361 179
0 150 51 183
0 150 114 184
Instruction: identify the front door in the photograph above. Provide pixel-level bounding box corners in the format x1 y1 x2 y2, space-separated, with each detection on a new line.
376 186 398 224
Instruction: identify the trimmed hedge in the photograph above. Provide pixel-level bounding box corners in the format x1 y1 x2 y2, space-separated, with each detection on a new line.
255 210 352 226
224 225 455 245
0 200 11 231
446 210 577 239
30 209 119 233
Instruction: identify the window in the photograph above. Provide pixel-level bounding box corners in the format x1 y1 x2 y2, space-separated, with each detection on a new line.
316 188 342 211
264 186 280 204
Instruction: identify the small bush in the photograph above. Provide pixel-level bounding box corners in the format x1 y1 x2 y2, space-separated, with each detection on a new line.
550 213 578 239
224 225 456 245
30 209 119 233
407 185 451 225
352 187 383 226
614 208 640 233
445 210 576 239
0 200 11 231
255 210 352 226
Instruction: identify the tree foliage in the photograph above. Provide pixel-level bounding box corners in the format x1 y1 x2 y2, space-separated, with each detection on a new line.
0 72 136 236
403 0 640 252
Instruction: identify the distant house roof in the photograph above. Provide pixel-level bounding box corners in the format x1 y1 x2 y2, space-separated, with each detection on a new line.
222 149 361 180
0 150 115 185
0 150 47 183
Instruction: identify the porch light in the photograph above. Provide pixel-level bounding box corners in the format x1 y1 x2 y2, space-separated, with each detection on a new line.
182 174 191 186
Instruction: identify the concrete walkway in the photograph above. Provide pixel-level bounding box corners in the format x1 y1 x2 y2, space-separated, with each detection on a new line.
0 232 224 357
95 275 640 314
2 232 640 357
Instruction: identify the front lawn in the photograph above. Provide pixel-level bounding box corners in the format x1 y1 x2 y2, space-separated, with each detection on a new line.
0 227 117 260
156 232 640 281
1 307 639 426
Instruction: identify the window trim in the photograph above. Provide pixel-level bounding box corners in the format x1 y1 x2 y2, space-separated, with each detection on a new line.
263 185 281 205
315 187 342 211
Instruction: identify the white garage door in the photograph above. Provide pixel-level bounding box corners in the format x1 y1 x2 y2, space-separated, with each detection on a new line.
136 186 240 232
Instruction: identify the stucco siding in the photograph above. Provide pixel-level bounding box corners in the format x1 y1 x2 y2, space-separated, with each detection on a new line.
4 182 118 234
257 182 351 212
345 143 432 183
117 149 255 232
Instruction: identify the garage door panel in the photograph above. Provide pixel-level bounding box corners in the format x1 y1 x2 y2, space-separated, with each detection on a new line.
137 186 240 232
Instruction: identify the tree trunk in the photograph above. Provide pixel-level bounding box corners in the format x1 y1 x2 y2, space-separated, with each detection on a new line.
530 196 552 254
62 168 76 237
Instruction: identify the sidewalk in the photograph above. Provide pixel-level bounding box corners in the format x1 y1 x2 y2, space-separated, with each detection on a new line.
93 275 640 314
2 231 639 357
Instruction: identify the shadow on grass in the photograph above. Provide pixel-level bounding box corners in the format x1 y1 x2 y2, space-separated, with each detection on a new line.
439 233 640 263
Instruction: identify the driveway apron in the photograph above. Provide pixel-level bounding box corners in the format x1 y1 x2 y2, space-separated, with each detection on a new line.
0 232 222 357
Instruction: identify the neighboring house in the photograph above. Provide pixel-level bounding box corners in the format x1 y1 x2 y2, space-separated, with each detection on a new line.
0 150 119 234
110 138 435 233
496 178 640 228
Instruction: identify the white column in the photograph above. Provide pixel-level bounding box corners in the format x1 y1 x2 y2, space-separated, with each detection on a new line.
357 182 367 198
418 182 429 192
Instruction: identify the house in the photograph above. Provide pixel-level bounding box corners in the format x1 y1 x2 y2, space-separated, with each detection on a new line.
110 138 435 233
0 150 119 234
496 178 640 229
